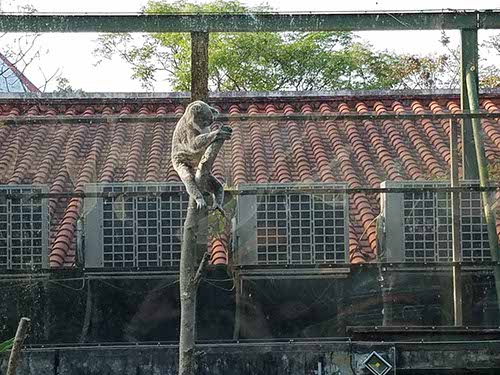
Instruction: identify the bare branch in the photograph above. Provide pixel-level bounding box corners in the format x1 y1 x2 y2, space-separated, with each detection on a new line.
193 252 210 286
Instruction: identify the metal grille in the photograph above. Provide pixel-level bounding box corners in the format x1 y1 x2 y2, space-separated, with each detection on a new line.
0 185 48 269
460 191 490 261
381 181 491 262
238 184 348 266
403 190 440 262
256 194 288 264
313 193 347 263
85 183 187 268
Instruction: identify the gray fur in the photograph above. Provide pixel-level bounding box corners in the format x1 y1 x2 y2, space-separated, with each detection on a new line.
171 100 232 209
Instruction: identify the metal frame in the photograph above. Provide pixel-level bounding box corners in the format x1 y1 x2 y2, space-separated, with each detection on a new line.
363 351 393 375
0 185 49 270
0 8 498 327
0 9 493 185
235 183 349 267
0 10 498 32
1 112 500 126
83 182 188 269
380 180 491 264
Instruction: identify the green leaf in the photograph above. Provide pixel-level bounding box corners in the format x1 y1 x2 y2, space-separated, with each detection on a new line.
0 337 14 353
95 0 499 90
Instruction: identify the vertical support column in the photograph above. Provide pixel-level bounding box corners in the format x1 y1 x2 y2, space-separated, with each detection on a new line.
191 32 209 102
178 31 210 375
465 71 500 313
233 275 242 339
461 29 479 180
450 119 463 326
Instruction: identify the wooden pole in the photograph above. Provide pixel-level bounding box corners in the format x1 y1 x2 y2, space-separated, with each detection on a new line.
6 317 30 375
190 32 209 102
450 119 463 326
178 31 211 375
178 198 208 375
465 71 500 312
178 139 224 375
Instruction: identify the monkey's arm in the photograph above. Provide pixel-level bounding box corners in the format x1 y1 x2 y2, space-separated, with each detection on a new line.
191 127 231 152
191 131 219 151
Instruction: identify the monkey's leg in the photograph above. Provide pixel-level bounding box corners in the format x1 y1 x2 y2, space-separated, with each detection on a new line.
177 164 206 209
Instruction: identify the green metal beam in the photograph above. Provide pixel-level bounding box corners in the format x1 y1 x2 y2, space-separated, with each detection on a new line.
465 70 500 313
0 10 498 33
461 29 480 180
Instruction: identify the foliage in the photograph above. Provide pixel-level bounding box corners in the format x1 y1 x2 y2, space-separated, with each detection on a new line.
0 337 14 353
93 0 413 91
95 1 500 91
53 77 84 94
486 34 500 55
208 191 237 239
482 34 500 88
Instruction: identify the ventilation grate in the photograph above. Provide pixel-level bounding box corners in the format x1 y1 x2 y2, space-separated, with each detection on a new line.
381 181 492 262
85 183 188 268
0 186 48 269
237 184 348 266
256 194 288 264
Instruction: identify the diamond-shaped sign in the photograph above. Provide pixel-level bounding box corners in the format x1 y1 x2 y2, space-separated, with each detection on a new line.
362 351 393 375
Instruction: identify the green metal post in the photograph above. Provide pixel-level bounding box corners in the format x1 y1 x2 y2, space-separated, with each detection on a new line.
461 29 479 180
450 119 463 326
465 71 500 312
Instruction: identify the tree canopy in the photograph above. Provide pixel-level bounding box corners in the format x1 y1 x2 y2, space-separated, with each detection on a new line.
95 0 500 91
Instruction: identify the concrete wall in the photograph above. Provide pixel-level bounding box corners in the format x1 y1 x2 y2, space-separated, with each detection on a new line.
2 340 500 375
0 343 354 375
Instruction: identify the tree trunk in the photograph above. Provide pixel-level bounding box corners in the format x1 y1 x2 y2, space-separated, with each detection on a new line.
191 32 209 102
178 139 224 375
7 317 30 375
178 197 205 375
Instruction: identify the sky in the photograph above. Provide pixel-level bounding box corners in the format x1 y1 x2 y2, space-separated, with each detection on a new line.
1 0 499 92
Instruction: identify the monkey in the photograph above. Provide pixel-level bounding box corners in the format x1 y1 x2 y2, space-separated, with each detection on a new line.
171 100 232 211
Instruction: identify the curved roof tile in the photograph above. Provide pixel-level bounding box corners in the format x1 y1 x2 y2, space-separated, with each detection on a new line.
0 93 499 267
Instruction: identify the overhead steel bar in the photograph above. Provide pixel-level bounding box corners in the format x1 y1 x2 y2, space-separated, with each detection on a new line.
0 112 499 125
235 261 500 271
0 10 498 33
2 185 500 201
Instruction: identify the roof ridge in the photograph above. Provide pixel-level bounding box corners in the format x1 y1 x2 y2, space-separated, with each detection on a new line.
1 88 500 101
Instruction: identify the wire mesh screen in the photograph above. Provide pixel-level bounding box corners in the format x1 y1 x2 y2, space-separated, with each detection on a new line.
0 185 48 269
312 193 348 263
382 181 491 262
239 184 348 266
85 183 187 268
403 190 443 262
460 190 490 261
256 194 288 264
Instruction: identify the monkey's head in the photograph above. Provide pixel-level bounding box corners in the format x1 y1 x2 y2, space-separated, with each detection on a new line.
185 100 219 129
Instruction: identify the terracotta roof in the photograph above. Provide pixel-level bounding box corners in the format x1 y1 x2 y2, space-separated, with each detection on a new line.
0 91 500 268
